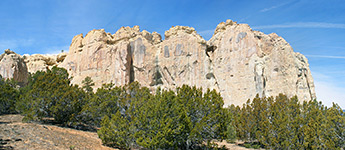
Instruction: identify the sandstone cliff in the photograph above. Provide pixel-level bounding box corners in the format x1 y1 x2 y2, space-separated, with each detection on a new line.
0 20 316 106
0 49 28 85
208 20 316 106
59 27 159 89
59 19 316 106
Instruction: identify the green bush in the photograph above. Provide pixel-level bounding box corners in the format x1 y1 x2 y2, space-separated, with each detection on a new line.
16 67 87 125
0 76 19 114
97 84 229 149
79 83 124 127
232 94 345 149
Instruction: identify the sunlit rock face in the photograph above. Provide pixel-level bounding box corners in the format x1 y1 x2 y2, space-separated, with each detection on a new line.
59 27 160 89
0 49 28 85
23 53 67 74
59 19 316 106
152 26 218 92
208 20 315 106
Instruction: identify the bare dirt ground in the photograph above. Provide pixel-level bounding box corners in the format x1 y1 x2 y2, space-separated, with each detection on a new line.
0 114 253 150
0 114 115 150
216 140 262 150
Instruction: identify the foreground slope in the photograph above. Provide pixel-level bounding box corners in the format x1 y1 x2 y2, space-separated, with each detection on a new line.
0 114 253 150
0 114 115 150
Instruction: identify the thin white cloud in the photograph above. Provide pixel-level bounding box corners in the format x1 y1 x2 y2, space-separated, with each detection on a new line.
305 46 345 50
260 1 295 12
0 40 17 50
198 29 215 40
311 71 331 80
312 71 345 108
314 80 345 109
253 22 345 29
0 39 35 51
306 55 345 59
43 45 69 55
198 29 214 35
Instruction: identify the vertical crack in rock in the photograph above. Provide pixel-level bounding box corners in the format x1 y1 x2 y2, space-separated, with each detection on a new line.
305 70 313 100
213 74 221 92
294 53 316 101
150 56 163 86
263 76 266 97
296 68 303 97
206 47 221 92
126 44 135 83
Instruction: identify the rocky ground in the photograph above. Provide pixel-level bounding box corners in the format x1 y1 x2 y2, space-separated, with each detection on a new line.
0 114 253 150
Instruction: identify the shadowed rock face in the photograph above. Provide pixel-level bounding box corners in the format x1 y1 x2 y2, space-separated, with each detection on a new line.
0 49 28 85
58 19 314 106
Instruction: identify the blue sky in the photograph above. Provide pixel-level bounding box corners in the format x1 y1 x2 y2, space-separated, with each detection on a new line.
0 0 344 108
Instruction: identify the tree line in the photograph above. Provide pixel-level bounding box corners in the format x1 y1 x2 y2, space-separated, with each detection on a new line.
229 94 345 149
0 67 344 149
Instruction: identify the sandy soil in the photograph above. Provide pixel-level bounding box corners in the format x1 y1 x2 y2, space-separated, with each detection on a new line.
0 114 253 150
0 114 115 150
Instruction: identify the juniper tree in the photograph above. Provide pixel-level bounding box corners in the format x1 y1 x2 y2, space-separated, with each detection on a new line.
79 83 119 127
135 89 179 149
17 66 87 125
324 103 345 149
82 76 95 93
0 76 19 114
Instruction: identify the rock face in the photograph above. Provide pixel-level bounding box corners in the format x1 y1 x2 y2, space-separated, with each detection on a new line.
0 20 317 106
154 26 218 92
59 27 160 89
0 49 28 85
208 20 316 106
59 19 316 106
24 53 67 74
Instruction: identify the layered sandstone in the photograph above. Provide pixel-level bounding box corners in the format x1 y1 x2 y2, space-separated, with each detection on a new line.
59 19 316 106
0 49 28 85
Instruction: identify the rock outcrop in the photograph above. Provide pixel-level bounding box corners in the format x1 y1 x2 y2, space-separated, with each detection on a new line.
59 27 159 89
208 20 316 106
0 19 316 106
0 49 28 85
24 53 67 74
59 19 316 106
